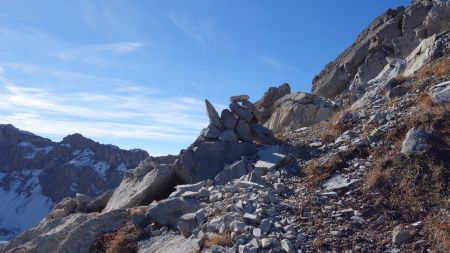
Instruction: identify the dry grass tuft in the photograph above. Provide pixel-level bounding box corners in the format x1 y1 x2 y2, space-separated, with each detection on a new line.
128 207 146 217
362 151 449 221
318 110 356 144
425 214 450 252
394 75 410 84
303 147 368 185
413 58 450 81
203 232 234 249
276 133 289 142
418 94 434 109
90 222 144 253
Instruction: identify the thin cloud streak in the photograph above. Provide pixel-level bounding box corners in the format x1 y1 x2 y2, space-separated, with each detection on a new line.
53 42 144 64
169 11 214 46
258 55 299 72
0 64 208 143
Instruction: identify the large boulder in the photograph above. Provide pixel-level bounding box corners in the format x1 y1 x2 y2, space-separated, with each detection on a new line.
251 123 276 144
255 83 291 123
146 197 202 229
430 81 450 104
230 102 253 122
174 141 256 183
1 210 128 253
214 159 249 185
264 92 335 133
235 120 253 142
221 109 238 129
103 158 177 212
401 128 433 154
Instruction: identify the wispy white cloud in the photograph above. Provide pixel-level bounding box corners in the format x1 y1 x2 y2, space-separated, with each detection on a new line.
0 64 208 143
93 42 143 54
54 42 144 64
169 11 214 46
258 55 299 72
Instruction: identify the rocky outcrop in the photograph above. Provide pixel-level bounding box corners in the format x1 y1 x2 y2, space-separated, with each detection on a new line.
312 0 450 99
174 141 256 184
1 210 129 253
146 197 203 229
255 83 291 124
103 158 178 212
264 92 335 133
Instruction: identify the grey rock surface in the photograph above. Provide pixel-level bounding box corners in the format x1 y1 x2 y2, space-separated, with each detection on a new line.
174 141 256 183
230 102 253 122
221 109 238 129
205 99 224 130
104 159 177 212
146 197 202 229
1 210 128 253
430 81 450 104
235 120 253 142
392 226 412 244
214 159 248 185
312 1 450 99
401 128 433 154
255 83 291 124
264 92 335 133
137 232 202 253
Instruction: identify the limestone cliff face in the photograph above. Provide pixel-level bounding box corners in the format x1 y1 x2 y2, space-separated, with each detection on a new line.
312 0 450 100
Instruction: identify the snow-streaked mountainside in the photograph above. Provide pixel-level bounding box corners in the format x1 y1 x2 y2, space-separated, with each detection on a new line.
0 124 148 240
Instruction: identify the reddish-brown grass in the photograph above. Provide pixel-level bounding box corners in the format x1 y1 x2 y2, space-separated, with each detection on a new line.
413 58 450 81
303 147 368 185
425 214 450 252
90 222 144 253
418 94 433 109
203 232 234 249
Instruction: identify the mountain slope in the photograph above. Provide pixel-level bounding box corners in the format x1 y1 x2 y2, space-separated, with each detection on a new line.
0 124 148 240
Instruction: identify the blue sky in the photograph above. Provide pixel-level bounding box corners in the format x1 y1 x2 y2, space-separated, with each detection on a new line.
0 0 410 155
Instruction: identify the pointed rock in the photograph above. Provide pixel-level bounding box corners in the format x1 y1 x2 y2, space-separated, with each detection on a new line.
205 99 223 130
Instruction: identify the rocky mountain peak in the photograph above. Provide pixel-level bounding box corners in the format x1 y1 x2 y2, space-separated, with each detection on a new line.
312 0 450 102
61 133 96 148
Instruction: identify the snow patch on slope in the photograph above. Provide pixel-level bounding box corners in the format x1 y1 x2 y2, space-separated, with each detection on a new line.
69 149 94 167
17 142 54 160
0 169 53 240
93 161 110 180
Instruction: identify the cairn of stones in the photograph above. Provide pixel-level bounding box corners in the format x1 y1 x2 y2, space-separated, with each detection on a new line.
203 95 274 144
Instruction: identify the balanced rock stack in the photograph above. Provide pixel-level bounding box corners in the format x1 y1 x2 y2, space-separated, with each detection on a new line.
203 96 275 144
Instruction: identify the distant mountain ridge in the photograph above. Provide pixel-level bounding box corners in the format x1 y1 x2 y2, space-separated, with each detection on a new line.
0 124 148 240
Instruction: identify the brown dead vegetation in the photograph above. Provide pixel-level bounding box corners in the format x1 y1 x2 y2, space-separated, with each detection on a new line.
303 147 368 185
425 214 450 252
413 58 450 81
319 110 356 144
362 150 448 221
90 222 144 253
202 232 234 249
417 93 434 108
